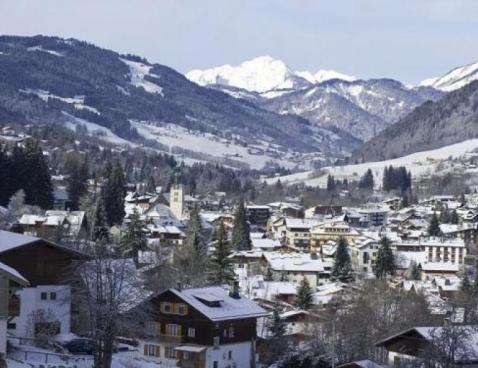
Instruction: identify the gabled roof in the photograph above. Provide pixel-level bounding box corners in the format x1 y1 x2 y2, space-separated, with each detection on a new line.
0 261 29 285
0 230 39 252
0 230 88 258
168 286 268 322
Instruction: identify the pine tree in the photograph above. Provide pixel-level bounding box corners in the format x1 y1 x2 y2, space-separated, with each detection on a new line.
209 220 235 285
23 139 53 209
327 174 336 192
102 161 126 226
428 213 441 237
231 200 251 251
66 155 89 210
401 194 409 208
120 208 147 262
450 210 460 224
358 169 374 190
296 277 314 310
473 261 478 297
332 237 352 280
462 274 472 294
409 261 422 280
374 237 396 280
92 197 109 242
267 306 286 338
186 206 206 257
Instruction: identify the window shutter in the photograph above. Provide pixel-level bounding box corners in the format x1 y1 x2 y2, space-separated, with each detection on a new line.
144 345 148 356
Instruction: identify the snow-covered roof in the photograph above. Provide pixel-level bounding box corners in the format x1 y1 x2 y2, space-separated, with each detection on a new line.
0 261 29 285
169 286 268 321
0 230 39 253
263 252 325 272
285 218 321 229
251 238 281 250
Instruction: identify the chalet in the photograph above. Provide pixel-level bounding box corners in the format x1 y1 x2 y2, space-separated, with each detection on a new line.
284 218 322 249
304 205 343 219
0 231 88 339
246 205 271 228
0 262 28 357
261 252 329 290
309 221 360 251
137 285 268 368
376 326 478 367
18 210 87 240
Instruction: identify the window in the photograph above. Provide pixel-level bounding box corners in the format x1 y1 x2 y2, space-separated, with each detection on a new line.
166 324 182 336
213 336 220 348
188 327 196 338
50 292 57 301
228 325 234 338
213 361 218 368
176 303 188 315
183 351 193 360
147 321 161 335
144 344 160 357
40 292 48 300
160 302 173 314
165 346 177 359
228 351 233 360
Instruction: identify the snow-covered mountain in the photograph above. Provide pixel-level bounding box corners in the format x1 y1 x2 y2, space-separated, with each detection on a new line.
420 61 478 92
296 70 357 84
188 56 445 142
186 56 355 93
259 79 443 141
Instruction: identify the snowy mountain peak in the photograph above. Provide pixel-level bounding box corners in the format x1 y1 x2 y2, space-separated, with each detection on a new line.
419 61 478 92
297 70 357 84
186 56 356 93
186 55 307 93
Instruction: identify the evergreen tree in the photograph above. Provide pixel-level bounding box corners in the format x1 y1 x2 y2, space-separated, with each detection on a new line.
186 206 206 257
473 262 478 297
462 274 472 294
374 237 396 280
92 197 109 242
296 277 314 310
267 306 286 338
66 155 89 210
120 208 147 262
409 262 422 280
146 176 156 193
231 200 251 250
400 193 409 208
440 208 451 223
102 161 126 226
209 220 235 285
358 169 374 190
23 139 53 209
332 237 352 280
327 174 336 192
450 210 460 224
428 213 441 237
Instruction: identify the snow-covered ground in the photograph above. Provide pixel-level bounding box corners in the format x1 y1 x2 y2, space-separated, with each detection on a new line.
265 139 478 187
20 89 100 114
131 121 303 170
63 113 137 147
26 46 63 57
120 58 164 96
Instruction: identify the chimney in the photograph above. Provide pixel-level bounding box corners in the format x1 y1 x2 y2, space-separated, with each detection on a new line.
176 282 182 292
230 280 240 299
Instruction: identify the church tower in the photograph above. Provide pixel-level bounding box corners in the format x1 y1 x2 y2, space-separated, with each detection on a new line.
170 183 184 219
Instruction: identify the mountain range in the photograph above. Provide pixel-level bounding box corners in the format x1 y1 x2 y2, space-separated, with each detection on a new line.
1 35 478 169
0 36 362 170
187 56 447 141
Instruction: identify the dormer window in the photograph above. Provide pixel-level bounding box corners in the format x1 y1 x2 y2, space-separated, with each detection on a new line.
194 294 223 308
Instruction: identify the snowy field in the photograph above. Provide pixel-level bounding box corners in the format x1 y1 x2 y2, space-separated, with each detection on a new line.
265 139 478 188
131 121 301 170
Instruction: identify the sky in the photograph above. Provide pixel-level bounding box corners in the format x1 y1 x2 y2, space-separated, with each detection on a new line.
0 0 477 84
